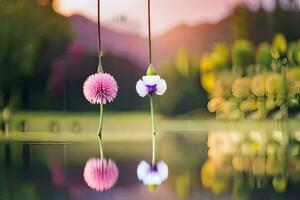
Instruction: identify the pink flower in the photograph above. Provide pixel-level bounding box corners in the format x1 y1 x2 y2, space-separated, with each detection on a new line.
83 73 118 104
83 158 119 192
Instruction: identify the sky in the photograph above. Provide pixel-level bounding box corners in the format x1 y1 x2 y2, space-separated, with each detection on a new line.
53 0 275 36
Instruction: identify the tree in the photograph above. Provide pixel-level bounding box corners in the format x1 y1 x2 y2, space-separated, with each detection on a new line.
0 0 71 109
256 42 272 72
232 4 253 40
232 40 255 71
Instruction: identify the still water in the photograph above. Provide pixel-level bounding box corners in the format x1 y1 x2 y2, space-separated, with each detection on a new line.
0 128 300 200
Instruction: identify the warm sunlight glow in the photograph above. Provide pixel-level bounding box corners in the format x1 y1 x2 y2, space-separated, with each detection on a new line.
53 0 273 35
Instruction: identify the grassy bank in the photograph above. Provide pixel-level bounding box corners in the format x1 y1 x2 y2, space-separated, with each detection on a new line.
0 111 299 142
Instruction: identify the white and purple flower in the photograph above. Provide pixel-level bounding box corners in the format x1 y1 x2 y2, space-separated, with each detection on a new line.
137 160 168 186
136 75 167 97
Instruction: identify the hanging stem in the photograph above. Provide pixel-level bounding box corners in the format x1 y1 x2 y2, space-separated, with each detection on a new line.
152 133 156 165
97 104 104 159
147 0 152 64
150 95 156 165
280 65 288 119
97 0 104 73
147 0 156 165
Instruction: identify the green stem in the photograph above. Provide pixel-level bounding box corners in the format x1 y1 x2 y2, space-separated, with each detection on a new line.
150 95 156 165
281 66 288 119
152 133 156 165
97 104 104 159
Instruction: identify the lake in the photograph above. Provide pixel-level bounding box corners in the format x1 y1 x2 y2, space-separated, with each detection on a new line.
0 119 300 200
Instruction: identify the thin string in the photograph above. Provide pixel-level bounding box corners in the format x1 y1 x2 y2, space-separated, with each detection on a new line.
97 0 104 72
97 0 102 55
147 0 152 64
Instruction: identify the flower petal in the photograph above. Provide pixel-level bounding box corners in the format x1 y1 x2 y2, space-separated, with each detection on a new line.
143 172 162 185
157 161 168 181
142 75 161 86
136 80 148 97
137 161 150 180
156 78 167 95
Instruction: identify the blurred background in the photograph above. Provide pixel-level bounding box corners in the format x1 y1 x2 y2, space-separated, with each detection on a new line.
0 0 300 117
1 1 300 199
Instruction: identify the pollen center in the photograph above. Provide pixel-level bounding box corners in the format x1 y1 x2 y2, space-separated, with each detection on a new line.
146 84 157 94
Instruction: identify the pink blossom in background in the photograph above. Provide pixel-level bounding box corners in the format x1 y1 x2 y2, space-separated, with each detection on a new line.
83 73 118 104
67 42 84 60
50 161 66 187
68 181 84 198
83 158 119 192
49 57 66 95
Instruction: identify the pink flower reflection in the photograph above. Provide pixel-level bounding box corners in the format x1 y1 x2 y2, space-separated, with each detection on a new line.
50 161 66 187
83 158 119 192
68 181 84 198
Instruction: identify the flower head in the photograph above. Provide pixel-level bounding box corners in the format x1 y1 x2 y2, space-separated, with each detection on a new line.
251 75 266 97
136 75 167 97
83 73 118 104
265 73 280 95
137 160 168 186
232 77 251 99
83 158 119 192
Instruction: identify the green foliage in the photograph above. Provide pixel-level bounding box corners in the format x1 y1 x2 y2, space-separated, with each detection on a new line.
211 43 231 69
232 40 255 70
271 33 288 59
200 43 230 73
288 39 300 65
0 0 71 108
176 48 189 77
256 43 272 72
232 4 252 39
158 51 207 115
204 34 300 120
233 1 300 44
199 43 231 95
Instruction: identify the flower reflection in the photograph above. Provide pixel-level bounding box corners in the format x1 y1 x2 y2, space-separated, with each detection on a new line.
200 159 228 195
83 158 119 192
137 160 168 188
201 129 300 195
50 161 66 187
273 177 287 193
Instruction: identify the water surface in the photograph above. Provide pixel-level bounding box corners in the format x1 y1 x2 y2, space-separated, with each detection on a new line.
0 129 299 200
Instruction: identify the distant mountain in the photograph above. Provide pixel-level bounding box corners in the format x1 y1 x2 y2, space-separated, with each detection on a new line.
152 17 233 63
70 15 233 68
70 15 148 68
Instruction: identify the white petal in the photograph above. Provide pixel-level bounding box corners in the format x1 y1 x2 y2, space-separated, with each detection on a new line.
156 79 167 95
157 161 168 181
137 161 150 180
136 80 148 97
142 75 161 86
143 172 162 185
